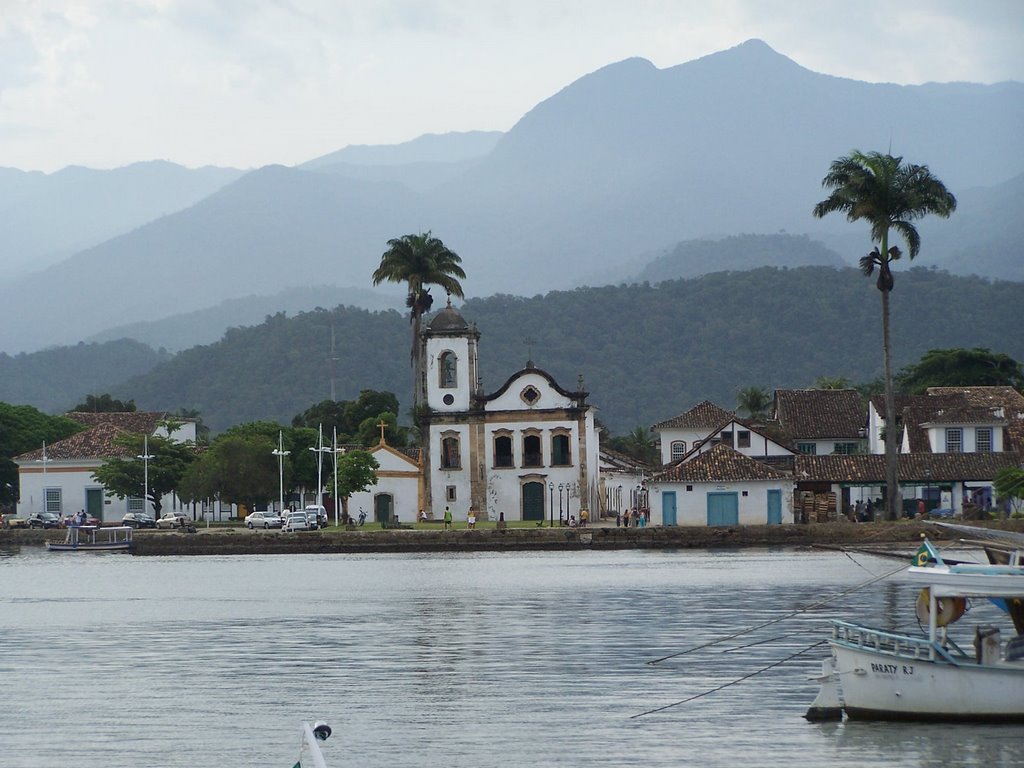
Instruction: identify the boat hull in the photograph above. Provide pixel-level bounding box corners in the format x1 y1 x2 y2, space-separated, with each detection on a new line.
830 640 1024 722
46 541 130 552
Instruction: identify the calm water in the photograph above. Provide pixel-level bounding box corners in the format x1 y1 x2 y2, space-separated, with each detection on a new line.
1 545 1021 768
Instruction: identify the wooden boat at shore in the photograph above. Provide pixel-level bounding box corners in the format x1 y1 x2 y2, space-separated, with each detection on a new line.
46 525 132 552
810 530 1024 722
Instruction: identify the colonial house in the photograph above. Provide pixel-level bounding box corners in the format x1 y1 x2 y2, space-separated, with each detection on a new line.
345 437 422 524
647 443 793 526
597 445 650 519
15 411 196 523
773 388 867 456
417 303 599 522
652 400 733 464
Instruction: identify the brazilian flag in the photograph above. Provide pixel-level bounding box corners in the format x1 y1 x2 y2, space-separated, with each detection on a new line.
913 539 938 566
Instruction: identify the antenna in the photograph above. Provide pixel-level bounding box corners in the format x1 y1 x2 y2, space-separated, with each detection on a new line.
329 319 339 401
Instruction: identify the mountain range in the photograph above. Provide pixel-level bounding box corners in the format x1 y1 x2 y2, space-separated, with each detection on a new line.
0 39 1021 354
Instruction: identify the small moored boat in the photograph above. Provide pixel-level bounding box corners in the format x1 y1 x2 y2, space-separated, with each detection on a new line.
46 525 133 552
815 532 1024 722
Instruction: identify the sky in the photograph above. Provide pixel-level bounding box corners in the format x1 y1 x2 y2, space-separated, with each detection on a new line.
2 0 1023 174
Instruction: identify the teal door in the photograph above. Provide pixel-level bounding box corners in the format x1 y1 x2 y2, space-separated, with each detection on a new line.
662 491 677 526
374 494 393 524
707 492 739 526
86 488 104 522
767 489 782 525
522 482 544 521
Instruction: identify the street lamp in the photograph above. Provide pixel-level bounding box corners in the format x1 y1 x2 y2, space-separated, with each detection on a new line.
559 483 564 525
36 441 52 516
549 482 554 527
272 430 290 516
326 427 346 527
137 435 154 516
308 424 328 512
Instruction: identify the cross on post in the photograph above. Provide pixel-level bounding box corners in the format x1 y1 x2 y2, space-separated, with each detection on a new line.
524 336 535 364
377 420 388 444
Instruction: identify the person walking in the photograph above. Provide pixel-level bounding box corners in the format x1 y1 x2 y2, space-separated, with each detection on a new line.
443 506 453 530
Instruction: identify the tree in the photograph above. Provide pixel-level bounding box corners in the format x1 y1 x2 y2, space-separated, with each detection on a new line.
813 150 956 520
813 376 851 390
176 433 279 514
605 426 659 466
0 403 84 508
72 393 136 412
92 434 196 516
736 386 771 421
325 450 380 521
355 411 408 448
993 467 1024 519
896 348 1024 394
371 232 466 406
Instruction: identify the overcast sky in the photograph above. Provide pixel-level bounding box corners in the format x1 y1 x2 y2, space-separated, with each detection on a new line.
3 0 1022 174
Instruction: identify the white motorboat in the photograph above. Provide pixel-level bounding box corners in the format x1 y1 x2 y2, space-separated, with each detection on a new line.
294 721 332 767
817 534 1024 722
46 525 133 552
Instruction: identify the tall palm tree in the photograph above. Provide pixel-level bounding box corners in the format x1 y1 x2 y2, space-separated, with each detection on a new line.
736 386 771 422
813 151 956 520
371 232 466 405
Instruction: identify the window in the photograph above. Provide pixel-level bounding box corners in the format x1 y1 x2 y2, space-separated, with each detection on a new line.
520 386 541 405
976 427 993 453
551 433 571 466
737 431 751 448
945 428 963 453
446 485 457 502
720 430 733 446
797 442 817 455
441 433 461 469
671 441 686 461
494 433 514 468
523 433 543 468
44 487 62 514
439 351 457 388
833 442 857 455
127 496 145 512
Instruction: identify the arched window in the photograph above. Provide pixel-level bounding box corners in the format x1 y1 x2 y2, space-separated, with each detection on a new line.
441 433 461 469
494 432 514 468
439 351 458 388
671 441 687 461
522 432 542 468
551 432 571 466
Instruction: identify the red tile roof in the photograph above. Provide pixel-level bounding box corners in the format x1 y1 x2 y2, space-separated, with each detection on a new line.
795 452 1022 483
653 400 734 430
774 389 866 439
653 443 790 483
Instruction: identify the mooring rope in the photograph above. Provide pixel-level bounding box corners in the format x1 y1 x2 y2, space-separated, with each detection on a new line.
632 639 829 718
646 561 908 665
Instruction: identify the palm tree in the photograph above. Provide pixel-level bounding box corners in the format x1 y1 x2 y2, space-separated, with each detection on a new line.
813 151 956 520
736 386 771 422
371 232 466 405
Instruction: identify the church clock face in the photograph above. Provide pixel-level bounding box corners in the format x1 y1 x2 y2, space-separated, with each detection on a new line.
520 386 541 405
443 394 455 405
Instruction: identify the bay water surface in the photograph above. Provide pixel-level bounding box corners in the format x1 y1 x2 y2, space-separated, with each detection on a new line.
1 545 1021 767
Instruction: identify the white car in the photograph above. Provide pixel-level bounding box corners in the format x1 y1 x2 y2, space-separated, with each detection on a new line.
281 512 309 532
156 512 193 529
304 505 329 530
245 510 283 529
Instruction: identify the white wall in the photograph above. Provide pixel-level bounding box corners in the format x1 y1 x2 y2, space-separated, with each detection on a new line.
648 480 793 526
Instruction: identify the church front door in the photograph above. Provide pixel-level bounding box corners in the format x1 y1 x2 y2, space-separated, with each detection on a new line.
374 493 394 524
521 482 544 521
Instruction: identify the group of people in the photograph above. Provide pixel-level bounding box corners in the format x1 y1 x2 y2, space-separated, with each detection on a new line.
850 499 875 522
615 508 649 528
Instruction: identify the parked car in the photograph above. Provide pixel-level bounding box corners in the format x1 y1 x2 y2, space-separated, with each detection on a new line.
2 514 28 529
28 512 62 529
281 512 310 532
122 512 157 529
245 510 283 529
62 512 101 526
304 505 329 529
157 513 194 530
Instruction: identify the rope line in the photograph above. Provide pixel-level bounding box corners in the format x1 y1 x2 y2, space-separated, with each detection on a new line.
646 561 907 665
632 639 829 718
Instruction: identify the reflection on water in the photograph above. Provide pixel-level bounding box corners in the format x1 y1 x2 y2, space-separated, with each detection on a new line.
1 548 1021 768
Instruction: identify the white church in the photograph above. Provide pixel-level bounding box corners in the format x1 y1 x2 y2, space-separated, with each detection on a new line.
413 303 600 523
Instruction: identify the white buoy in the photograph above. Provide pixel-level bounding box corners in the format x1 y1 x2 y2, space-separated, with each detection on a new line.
805 657 844 721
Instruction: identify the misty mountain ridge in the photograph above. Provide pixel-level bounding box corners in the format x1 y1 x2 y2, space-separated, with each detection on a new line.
0 38 1021 353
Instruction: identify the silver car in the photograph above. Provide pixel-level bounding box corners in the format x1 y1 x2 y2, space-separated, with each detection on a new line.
281 512 310 532
245 510 283 529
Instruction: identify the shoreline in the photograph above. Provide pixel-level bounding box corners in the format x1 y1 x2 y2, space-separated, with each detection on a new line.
4 520 1022 556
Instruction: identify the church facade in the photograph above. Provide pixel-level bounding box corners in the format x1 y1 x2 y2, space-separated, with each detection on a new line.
417 304 599 523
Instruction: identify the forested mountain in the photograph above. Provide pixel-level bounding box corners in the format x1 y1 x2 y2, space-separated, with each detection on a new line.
34 266 1018 435
1 40 1020 354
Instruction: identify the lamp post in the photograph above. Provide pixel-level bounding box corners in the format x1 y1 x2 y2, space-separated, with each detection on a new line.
559 483 564 525
327 427 346 527
137 435 154 516
548 482 554 527
36 442 52 516
308 424 326 512
272 430 290 517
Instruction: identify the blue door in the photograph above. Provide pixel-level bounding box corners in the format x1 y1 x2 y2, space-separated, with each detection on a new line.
767 489 782 525
662 491 677 526
707 492 739 526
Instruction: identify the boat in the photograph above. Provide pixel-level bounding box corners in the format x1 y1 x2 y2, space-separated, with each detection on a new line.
811 530 1024 722
294 721 332 768
46 525 133 552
